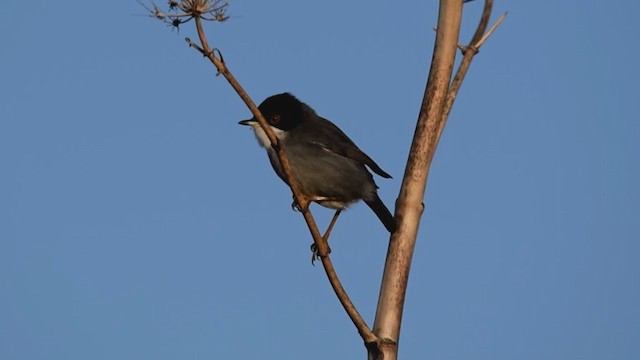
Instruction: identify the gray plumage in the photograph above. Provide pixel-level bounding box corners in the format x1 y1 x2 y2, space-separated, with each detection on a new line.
239 93 396 233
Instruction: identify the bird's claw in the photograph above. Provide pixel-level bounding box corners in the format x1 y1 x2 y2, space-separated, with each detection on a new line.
310 242 331 265
291 200 303 212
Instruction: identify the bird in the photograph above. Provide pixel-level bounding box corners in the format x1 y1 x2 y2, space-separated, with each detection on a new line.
238 93 396 234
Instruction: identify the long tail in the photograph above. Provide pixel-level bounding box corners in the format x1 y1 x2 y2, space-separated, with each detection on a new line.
365 193 396 233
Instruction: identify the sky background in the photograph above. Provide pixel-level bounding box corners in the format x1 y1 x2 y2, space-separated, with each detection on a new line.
1 1 639 359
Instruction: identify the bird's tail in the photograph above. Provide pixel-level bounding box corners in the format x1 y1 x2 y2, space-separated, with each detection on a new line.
365 194 396 233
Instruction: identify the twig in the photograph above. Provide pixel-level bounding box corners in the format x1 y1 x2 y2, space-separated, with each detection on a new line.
320 256 377 344
185 37 205 54
476 12 507 49
192 14 376 344
144 0 377 345
436 1 506 143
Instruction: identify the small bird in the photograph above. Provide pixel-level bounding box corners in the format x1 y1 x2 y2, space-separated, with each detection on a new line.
239 93 396 233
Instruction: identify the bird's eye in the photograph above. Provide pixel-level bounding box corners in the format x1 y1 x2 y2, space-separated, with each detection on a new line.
269 114 281 124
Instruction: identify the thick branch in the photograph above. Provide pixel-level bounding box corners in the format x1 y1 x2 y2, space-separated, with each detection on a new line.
145 1 505 357
371 1 504 359
371 0 463 359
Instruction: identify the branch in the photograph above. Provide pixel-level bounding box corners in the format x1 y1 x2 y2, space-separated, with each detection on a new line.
437 1 507 143
371 0 505 359
373 0 464 354
142 0 376 346
194 14 377 344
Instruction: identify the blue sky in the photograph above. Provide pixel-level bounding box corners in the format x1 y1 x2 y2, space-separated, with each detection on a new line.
1 1 638 359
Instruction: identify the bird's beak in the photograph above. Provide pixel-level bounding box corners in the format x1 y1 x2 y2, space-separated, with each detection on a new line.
238 118 256 126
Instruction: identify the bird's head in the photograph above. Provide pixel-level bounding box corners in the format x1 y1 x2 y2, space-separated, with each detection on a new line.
239 93 308 147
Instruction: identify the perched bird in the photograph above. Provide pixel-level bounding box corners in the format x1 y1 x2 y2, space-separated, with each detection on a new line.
239 93 396 233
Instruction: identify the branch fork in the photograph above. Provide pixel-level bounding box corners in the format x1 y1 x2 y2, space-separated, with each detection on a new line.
143 1 505 358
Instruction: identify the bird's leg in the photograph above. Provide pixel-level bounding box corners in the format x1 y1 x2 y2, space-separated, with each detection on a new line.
311 209 341 264
324 209 341 241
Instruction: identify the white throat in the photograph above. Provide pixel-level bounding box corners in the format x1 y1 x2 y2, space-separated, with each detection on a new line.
249 123 287 148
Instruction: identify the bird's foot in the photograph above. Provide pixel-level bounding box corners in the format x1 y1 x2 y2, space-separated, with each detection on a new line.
310 242 332 265
309 209 341 265
290 195 310 212
291 199 302 212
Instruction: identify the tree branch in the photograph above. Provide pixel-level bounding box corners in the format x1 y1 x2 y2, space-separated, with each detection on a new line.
371 0 504 359
191 6 377 343
144 1 505 358
437 1 507 143
372 0 462 344
142 0 376 347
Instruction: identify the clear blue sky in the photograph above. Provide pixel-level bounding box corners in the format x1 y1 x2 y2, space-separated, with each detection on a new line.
1 1 638 359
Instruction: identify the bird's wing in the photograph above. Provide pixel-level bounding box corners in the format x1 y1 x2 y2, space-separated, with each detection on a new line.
308 117 392 179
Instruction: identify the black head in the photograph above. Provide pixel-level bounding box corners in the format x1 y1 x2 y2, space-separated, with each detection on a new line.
255 93 307 131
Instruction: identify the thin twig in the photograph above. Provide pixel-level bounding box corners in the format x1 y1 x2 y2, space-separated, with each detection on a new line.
436 0 506 144
185 37 205 54
468 0 493 47
476 12 507 49
186 4 376 344
320 256 377 344
191 14 328 252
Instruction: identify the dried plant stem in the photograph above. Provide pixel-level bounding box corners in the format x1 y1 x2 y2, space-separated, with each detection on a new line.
144 0 505 357
438 1 507 142
191 12 377 344
370 1 505 359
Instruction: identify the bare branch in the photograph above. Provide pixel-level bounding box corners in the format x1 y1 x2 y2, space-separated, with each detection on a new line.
141 0 377 346
475 11 508 49
370 0 504 358
144 1 504 358
468 0 494 47
437 1 507 143
320 257 377 344
372 2 464 359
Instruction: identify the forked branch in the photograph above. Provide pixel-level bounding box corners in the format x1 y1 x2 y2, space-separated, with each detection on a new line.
370 1 505 359
143 1 506 358
437 0 507 142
